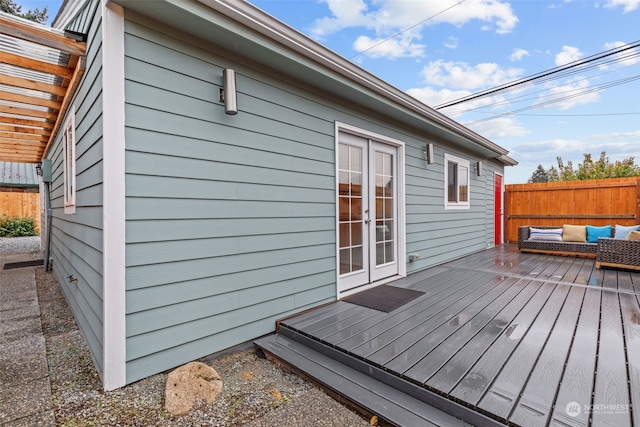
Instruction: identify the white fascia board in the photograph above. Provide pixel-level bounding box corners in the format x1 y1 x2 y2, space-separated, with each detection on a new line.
194 0 509 158
101 0 126 391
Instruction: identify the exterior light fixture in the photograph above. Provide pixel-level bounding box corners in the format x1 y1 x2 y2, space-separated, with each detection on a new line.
35 163 43 176
220 68 238 115
423 143 434 164
476 161 484 176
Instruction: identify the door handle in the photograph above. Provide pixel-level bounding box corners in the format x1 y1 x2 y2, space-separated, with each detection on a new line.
364 218 371 224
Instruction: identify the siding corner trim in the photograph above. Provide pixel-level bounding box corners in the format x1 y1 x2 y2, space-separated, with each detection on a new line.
102 0 126 391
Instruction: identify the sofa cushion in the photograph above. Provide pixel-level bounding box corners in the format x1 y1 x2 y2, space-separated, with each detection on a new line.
586 225 612 243
563 225 586 242
627 231 640 241
528 227 563 241
614 224 640 239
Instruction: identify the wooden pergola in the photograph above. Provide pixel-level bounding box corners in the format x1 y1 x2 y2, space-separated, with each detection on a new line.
0 12 86 164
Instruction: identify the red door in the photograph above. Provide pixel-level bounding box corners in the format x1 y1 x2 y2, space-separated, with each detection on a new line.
494 173 503 245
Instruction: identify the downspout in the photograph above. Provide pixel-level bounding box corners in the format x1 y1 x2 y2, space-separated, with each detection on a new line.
42 159 53 271
43 183 52 271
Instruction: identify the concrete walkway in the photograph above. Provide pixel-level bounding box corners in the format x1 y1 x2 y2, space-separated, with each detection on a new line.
0 252 55 426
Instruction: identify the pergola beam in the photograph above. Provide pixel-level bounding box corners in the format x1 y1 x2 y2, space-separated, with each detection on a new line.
0 75 68 97
0 14 86 56
0 117 54 129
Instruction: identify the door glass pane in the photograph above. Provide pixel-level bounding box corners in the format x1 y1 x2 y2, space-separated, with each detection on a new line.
375 151 394 266
339 144 364 275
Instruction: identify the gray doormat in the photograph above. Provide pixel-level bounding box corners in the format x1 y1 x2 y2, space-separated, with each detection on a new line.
345 284 425 312
3 259 44 270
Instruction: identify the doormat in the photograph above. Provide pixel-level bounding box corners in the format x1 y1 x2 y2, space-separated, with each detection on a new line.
345 285 425 313
3 260 44 270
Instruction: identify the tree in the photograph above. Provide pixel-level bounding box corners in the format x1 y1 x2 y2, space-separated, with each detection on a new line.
529 151 640 182
0 0 48 24
528 164 549 183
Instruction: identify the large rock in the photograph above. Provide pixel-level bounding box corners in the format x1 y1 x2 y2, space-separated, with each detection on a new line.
164 362 223 416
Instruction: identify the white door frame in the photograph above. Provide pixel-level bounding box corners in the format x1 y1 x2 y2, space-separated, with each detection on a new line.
335 122 406 298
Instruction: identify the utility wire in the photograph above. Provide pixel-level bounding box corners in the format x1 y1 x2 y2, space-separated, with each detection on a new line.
350 0 467 59
464 74 640 125
448 61 640 114
435 40 640 109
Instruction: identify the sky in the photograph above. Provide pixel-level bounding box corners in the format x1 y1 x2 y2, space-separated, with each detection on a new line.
19 0 640 184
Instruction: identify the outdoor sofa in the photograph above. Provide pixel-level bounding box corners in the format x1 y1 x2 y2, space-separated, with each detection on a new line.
596 237 640 271
518 225 640 271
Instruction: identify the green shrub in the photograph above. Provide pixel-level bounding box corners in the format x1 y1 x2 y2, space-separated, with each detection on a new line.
0 215 37 237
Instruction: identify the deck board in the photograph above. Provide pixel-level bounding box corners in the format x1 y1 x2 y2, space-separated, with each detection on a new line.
619 293 640 426
410 280 549 386
450 284 575 410
592 290 632 426
548 288 601 426
426 282 566 395
390 277 534 380
507 285 584 426
348 273 507 359
274 245 637 427
322 269 478 346
364 275 517 366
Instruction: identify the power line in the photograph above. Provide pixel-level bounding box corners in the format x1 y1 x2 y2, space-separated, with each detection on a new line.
434 40 640 110
463 74 640 125
502 112 640 117
350 0 467 60
448 67 640 115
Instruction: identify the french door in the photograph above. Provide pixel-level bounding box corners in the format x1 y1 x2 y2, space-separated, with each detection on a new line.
338 131 400 294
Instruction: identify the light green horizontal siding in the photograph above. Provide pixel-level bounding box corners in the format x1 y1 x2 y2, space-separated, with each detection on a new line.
121 12 505 384
122 16 341 383
47 0 105 378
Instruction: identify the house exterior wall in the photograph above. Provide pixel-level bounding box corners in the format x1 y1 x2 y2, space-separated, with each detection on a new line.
120 12 505 384
46 0 105 378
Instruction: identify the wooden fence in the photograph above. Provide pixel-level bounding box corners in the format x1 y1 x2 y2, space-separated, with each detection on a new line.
505 177 640 243
0 189 41 232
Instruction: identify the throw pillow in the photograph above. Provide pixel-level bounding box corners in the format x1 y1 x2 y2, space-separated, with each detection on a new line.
614 224 640 239
627 231 640 241
586 225 612 243
562 225 586 242
528 227 563 241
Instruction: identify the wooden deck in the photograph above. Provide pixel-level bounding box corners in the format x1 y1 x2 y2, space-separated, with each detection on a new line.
258 244 640 426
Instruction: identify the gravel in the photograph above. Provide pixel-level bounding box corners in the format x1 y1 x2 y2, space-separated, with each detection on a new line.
5 237 374 427
0 236 41 254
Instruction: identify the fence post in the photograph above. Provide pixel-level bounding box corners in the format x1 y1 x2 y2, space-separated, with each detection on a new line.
636 178 640 223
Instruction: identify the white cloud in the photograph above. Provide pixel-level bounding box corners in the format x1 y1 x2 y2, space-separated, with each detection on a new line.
419 60 524 90
469 117 530 138
512 134 640 164
353 34 425 58
444 37 458 49
555 45 583 66
537 78 600 110
604 0 640 12
311 0 519 57
406 86 472 108
311 0 372 37
510 48 529 61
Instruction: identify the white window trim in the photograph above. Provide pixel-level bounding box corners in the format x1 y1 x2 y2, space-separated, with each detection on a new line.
444 153 470 210
63 106 76 214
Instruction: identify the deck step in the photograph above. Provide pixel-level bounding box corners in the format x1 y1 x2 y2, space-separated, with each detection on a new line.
255 330 497 427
